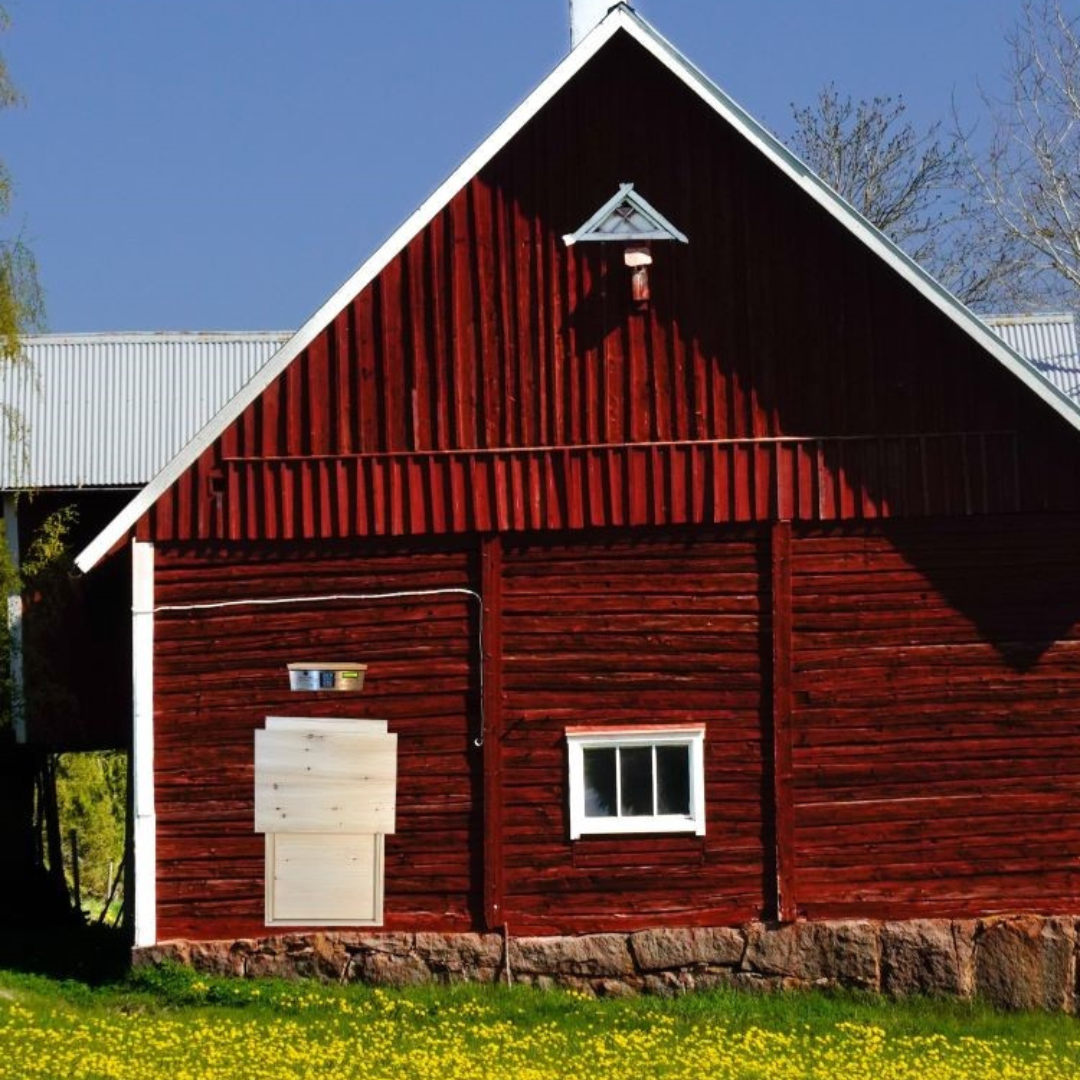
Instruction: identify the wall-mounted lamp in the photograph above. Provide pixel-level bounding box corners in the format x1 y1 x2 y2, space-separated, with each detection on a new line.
624 244 653 306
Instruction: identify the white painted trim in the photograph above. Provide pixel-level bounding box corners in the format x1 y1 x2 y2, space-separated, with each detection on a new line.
132 541 156 947
563 182 689 245
3 494 24 743
75 6 1080 573
566 726 706 840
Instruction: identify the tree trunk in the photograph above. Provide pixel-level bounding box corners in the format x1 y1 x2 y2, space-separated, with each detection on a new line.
0 737 78 926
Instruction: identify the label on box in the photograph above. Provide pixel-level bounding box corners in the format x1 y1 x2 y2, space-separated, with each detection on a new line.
287 664 367 692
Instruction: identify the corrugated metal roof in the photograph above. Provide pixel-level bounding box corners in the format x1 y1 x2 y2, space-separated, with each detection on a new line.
0 331 290 489
985 314 1080 404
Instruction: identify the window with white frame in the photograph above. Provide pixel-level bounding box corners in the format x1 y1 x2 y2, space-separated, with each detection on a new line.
566 727 706 839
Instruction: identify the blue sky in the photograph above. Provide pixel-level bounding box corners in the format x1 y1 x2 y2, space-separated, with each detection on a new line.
4 0 1025 332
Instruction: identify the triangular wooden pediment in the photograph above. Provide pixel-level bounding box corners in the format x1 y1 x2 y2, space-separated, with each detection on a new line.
562 183 688 246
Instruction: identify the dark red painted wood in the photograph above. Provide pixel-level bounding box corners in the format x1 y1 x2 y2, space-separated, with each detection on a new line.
480 534 505 930
203 432 1049 542
770 520 795 922
497 531 769 932
148 515 1080 937
789 516 1080 920
140 33 1080 547
132 27 1080 941
152 542 482 941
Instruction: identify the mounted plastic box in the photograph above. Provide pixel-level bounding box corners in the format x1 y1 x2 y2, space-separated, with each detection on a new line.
287 662 367 692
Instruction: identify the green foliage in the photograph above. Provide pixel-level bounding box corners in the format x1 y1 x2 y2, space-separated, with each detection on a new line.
1 503 79 729
2 971 1080 1079
0 5 43 362
54 750 126 902
21 502 77 582
1 506 126 913
0 237 44 363
0 1 48 729
0 512 18 727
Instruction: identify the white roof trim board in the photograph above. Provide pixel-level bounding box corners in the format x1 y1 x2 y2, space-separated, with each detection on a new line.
75 4 1080 571
562 183 689 245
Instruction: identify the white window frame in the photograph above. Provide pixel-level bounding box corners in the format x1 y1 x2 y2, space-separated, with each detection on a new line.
566 726 706 840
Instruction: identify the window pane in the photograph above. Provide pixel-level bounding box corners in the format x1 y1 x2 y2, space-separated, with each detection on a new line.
619 746 654 816
583 748 617 818
656 745 691 815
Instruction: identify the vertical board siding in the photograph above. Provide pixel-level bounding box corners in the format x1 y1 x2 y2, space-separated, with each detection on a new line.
498 530 769 933
790 517 1080 919
153 543 480 940
141 32 1080 546
200 432 1048 543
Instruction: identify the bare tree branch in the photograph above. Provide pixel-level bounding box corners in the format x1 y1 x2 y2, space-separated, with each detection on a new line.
788 84 1030 310
961 0 1080 307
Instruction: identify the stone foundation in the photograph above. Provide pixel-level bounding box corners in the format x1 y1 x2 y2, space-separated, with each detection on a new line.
135 915 1080 1012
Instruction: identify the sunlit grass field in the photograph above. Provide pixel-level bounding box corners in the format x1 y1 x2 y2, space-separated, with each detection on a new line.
2 964 1078 1080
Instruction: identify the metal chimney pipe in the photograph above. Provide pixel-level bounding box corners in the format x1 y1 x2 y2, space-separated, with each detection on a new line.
570 0 617 47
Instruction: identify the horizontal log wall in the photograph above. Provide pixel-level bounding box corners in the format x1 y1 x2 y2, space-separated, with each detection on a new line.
151 515 1080 940
790 516 1080 919
153 542 479 941
498 531 769 933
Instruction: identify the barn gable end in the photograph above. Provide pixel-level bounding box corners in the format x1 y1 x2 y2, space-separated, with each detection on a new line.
76 7 1080 570
120 26 1080 545
80 6 1080 960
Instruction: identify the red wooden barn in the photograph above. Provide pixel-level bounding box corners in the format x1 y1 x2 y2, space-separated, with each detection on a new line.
78 5 1080 973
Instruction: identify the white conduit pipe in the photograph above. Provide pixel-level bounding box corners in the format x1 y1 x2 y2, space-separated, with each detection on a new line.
154 588 487 745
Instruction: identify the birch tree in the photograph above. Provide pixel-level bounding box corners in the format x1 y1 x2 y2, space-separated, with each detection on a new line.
0 7 43 360
0 6 43 468
964 0 1080 307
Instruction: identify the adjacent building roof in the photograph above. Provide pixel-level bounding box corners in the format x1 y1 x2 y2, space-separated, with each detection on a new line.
74 4 1080 570
985 313 1080 406
0 331 290 490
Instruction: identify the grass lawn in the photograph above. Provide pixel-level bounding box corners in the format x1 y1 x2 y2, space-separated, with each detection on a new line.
1 963 1078 1080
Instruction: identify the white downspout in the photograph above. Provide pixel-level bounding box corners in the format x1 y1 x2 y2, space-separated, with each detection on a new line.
132 540 157 946
3 494 25 743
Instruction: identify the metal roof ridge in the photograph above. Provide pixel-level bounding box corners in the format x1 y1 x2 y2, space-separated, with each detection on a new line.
23 330 293 344
982 313 1077 324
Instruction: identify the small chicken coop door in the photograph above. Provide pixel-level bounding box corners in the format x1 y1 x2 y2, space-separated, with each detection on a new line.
254 716 397 926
